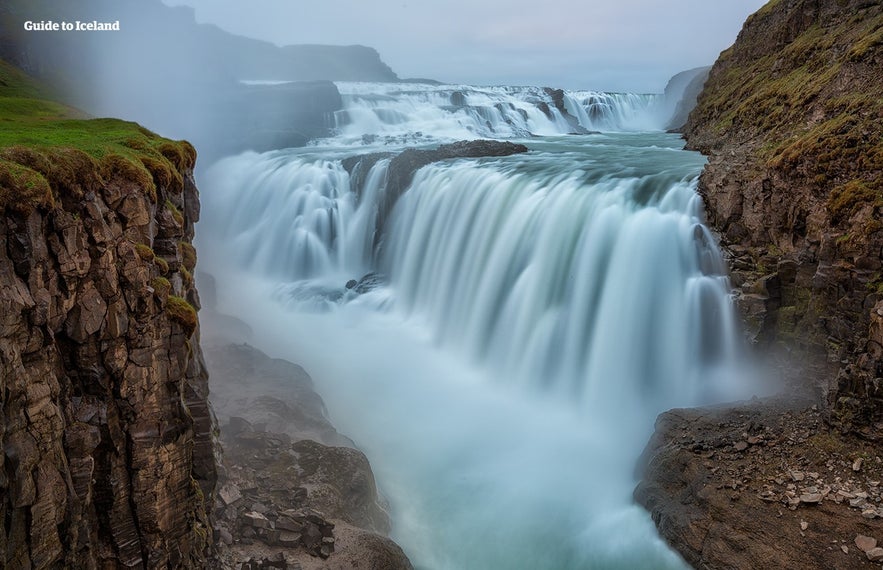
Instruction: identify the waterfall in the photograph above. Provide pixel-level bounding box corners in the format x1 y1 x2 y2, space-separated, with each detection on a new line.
324 82 663 145
206 151 389 281
200 112 752 568
382 159 738 413
203 132 742 411
563 91 663 131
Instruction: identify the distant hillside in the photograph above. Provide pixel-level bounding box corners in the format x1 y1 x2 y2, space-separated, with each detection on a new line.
1 0 397 88
0 0 397 158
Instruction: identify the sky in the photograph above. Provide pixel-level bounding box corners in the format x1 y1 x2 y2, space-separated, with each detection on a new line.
162 0 768 92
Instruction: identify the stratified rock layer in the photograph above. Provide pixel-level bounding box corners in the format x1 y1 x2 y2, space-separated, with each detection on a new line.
684 0 883 436
0 152 215 568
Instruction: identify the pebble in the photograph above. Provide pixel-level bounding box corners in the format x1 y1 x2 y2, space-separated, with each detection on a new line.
868 547 883 562
800 521 808 531
856 535 877 553
790 471 805 482
734 441 749 452
800 493 823 504
841 544 849 554
854 458 864 472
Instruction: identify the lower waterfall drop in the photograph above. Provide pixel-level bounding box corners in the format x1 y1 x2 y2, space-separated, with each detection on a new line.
199 130 755 570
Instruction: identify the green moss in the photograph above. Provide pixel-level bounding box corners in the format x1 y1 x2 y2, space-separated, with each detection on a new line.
848 22 883 60
693 9 883 238
165 199 184 226
179 241 197 272
135 243 155 261
166 295 197 336
155 256 170 275
151 277 172 300
181 266 193 289
0 59 64 101
827 180 880 221
0 58 196 212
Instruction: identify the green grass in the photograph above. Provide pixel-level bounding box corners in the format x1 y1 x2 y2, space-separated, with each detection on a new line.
0 59 196 214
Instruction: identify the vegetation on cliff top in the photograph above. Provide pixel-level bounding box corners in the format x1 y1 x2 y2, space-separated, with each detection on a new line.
688 2 883 226
0 59 196 214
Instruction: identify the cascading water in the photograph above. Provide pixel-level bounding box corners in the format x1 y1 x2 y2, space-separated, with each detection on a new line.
324 82 662 145
563 91 664 131
199 85 757 569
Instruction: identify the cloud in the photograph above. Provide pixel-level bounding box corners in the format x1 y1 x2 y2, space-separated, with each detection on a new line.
163 0 768 91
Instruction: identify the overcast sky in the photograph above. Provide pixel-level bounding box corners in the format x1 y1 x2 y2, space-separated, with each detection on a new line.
162 0 768 92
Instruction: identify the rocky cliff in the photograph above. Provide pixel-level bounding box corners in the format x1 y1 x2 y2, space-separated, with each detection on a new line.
637 1 883 568
0 60 216 568
685 0 883 435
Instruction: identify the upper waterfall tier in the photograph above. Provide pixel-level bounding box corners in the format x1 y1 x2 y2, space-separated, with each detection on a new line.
326 82 665 146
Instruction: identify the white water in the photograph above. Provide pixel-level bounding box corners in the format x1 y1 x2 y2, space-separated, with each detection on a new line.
324 82 664 146
199 87 758 569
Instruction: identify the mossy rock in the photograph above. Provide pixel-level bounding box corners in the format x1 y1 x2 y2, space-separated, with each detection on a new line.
151 277 172 301
179 242 197 272
135 243 156 262
155 257 170 275
165 199 184 227
166 295 197 336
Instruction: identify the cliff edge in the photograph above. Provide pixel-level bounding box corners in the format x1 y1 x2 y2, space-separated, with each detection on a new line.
637 2 883 568
687 0 882 434
0 59 216 568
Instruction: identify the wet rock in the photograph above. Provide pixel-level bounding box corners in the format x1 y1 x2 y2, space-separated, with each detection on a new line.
218 528 234 546
636 401 883 570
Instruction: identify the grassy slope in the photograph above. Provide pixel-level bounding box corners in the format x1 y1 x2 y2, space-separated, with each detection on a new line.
0 59 196 214
688 3 883 227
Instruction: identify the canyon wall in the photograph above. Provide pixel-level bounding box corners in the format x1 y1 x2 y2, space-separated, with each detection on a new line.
0 123 215 567
685 0 883 436
636 3 883 567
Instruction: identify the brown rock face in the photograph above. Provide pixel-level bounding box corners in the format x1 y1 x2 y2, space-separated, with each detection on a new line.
0 159 216 567
206 342 412 569
635 402 883 570
684 0 883 436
